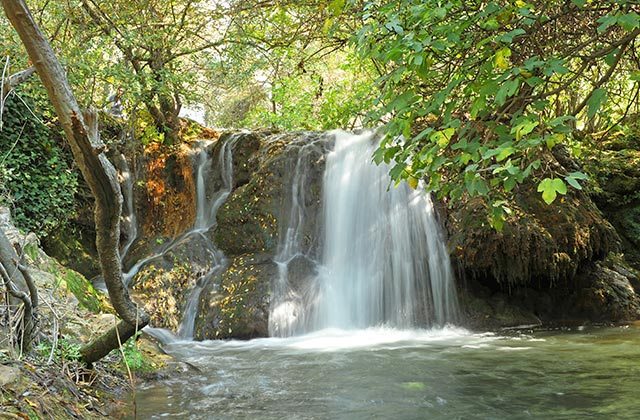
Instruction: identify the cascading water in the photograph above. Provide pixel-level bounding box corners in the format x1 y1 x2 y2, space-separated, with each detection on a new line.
117 153 138 262
122 136 238 338
313 130 458 329
270 130 458 335
177 137 238 338
268 135 326 337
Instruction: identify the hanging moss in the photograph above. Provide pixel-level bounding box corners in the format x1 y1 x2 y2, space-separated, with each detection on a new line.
448 156 619 289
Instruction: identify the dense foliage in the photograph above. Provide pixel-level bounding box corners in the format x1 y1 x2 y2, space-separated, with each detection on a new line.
350 0 640 227
0 90 78 234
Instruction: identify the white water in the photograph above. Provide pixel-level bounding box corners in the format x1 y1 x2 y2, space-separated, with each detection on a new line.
118 153 138 262
177 137 237 338
122 136 238 337
268 135 325 337
312 131 458 329
269 131 458 337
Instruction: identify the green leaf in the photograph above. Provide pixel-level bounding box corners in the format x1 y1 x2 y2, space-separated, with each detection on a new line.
586 88 607 118
494 47 512 70
389 162 407 180
473 177 489 196
545 133 564 150
617 12 640 31
496 146 515 162
511 119 539 140
552 178 567 195
504 177 517 192
537 178 567 204
498 28 526 44
430 128 455 147
568 171 588 180
544 59 569 76
495 79 520 106
565 176 582 190
597 14 618 33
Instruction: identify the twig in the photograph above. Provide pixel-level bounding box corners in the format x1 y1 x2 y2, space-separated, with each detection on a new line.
0 56 9 129
0 261 34 351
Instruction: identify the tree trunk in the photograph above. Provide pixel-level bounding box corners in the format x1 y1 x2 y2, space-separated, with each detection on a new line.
0 229 26 296
1 0 149 360
0 230 35 350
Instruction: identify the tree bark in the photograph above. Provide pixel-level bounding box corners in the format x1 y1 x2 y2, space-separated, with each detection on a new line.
1 66 35 101
0 229 26 302
1 0 149 359
0 256 35 351
79 318 140 364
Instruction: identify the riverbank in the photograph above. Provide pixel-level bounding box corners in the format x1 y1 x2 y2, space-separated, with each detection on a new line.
0 208 171 418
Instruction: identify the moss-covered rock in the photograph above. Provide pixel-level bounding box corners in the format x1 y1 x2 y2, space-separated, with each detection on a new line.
586 136 640 270
446 146 640 328
132 263 195 331
448 185 619 288
195 254 274 339
41 224 100 280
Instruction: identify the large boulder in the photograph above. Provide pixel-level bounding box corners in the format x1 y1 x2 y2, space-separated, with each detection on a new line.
586 133 640 270
195 253 275 339
448 147 640 327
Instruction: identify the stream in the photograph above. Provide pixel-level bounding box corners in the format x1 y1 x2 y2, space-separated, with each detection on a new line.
131 325 640 418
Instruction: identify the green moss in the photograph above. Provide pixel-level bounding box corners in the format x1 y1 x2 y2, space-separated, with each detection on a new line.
42 225 100 279
54 268 108 313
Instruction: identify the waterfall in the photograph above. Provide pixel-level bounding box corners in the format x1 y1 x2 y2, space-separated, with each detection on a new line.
177 137 237 338
270 130 458 335
268 135 326 337
314 131 457 329
122 136 238 338
118 153 138 262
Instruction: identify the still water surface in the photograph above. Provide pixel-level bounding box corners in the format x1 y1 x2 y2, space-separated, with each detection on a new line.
132 326 640 419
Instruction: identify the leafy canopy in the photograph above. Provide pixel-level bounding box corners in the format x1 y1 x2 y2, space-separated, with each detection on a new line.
351 0 640 228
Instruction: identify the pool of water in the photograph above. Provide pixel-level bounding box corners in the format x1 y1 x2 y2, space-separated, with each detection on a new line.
130 325 640 419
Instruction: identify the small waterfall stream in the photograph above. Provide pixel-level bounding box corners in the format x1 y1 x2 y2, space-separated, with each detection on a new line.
268 135 326 337
118 153 138 262
177 137 238 338
121 135 238 338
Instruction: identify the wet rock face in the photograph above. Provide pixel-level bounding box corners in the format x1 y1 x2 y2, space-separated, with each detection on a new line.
195 254 275 340
460 261 640 329
196 132 329 339
214 133 327 257
572 263 640 322
126 131 328 339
